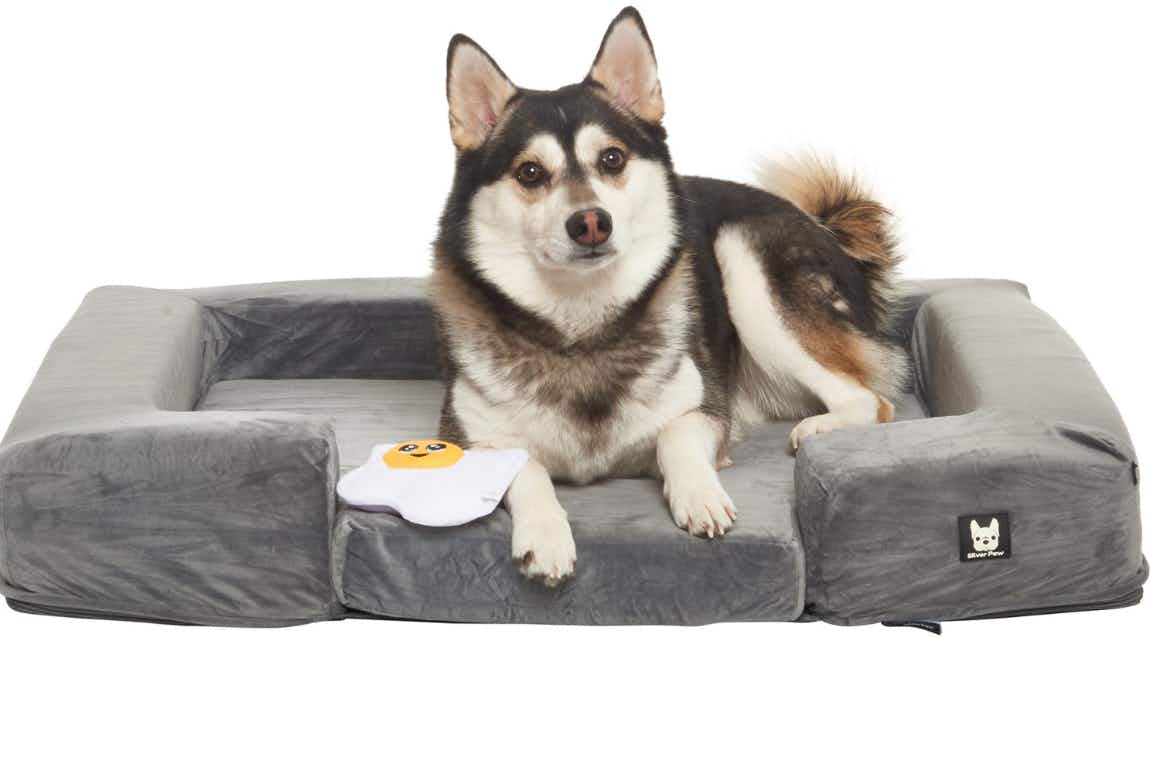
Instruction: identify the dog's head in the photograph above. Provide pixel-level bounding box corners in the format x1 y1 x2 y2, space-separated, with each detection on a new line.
970 518 1000 552
438 7 680 315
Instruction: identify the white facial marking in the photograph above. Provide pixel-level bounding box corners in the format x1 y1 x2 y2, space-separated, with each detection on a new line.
466 125 676 340
574 123 612 167
521 133 566 176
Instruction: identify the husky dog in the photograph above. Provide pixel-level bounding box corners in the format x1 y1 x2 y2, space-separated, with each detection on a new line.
431 7 906 585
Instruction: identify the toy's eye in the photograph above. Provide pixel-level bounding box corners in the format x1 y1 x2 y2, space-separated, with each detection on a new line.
427 443 447 452
515 161 548 188
399 444 418 453
599 147 627 174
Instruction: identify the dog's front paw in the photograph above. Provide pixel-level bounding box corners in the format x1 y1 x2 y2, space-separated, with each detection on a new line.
512 511 577 587
665 472 737 538
789 412 848 451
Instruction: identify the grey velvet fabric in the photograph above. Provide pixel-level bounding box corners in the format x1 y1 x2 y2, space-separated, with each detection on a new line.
797 411 1145 625
796 280 1144 624
0 413 338 626
200 383 930 624
0 277 1142 627
199 379 444 470
331 406 934 625
0 287 340 626
912 280 1132 447
2 286 206 444
335 476 803 625
187 278 440 382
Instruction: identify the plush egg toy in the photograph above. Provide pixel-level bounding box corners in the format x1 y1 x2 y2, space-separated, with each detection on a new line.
383 439 465 469
337 439 528 527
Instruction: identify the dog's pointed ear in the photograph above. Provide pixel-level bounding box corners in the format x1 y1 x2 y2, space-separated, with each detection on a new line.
989 518 999 533
587 7 664 123
446 35 517 151
970 519 980 535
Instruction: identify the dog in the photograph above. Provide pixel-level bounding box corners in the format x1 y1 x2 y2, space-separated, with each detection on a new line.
430 6 906 585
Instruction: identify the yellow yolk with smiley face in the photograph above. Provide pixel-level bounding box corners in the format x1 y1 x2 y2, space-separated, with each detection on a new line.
383 439 464 469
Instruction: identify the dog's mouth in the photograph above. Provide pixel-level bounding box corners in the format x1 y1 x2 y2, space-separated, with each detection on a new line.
572 246 615 262
540 243 619 270
410 453 428 458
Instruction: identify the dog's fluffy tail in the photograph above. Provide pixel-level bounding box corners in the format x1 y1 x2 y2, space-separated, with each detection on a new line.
754 154 900 269
754 153 901 326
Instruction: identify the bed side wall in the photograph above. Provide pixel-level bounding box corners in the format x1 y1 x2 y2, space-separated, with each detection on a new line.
0 286 341 626
187 278 441 382
796 280 1144 624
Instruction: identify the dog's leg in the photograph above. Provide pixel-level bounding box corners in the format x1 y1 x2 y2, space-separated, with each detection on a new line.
657 411 737 538
716 225 893 451
506 458 577 586
783 372 890 450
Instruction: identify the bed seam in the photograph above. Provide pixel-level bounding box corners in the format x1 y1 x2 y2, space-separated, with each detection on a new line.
0 465 14 590
797 455 832 618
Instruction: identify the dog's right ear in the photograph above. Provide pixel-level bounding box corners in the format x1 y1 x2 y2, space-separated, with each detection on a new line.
970 519 980 536
446 35 517 151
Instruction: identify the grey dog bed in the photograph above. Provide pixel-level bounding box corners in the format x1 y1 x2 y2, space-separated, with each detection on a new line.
0 278 1144 627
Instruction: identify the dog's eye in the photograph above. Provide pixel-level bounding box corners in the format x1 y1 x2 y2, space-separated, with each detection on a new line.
599 147 627 174
399 444 418 453
515 161 548 188
427 443 447 452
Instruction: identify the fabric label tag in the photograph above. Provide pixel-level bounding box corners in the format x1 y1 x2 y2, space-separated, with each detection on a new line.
958 513 1011 562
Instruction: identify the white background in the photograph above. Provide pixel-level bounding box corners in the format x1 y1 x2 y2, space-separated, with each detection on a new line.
1 1 1147 756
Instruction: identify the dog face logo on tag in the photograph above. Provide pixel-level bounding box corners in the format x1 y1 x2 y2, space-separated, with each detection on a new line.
383 439 464 469
958 513 1011 561
970 518 1000 551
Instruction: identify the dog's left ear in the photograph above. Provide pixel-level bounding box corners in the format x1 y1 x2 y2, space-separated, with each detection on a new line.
586 7 664 123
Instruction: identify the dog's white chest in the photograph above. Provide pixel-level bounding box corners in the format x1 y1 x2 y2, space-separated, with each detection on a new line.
451 347 704 483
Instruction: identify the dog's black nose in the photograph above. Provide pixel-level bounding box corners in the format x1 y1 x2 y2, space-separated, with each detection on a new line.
565 207 612 247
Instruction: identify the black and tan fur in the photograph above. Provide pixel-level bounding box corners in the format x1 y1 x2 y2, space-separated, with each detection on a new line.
431 7 904 584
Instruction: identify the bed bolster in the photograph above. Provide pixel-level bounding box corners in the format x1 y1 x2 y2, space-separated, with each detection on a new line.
796 282 1144 624
183 277 441 382
2 286 209 446
0 287 341 625
912 280 1132 448
795 410 1144 625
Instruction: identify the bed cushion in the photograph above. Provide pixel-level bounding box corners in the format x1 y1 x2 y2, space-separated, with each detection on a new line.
198 378 924 624
198 378 443 470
